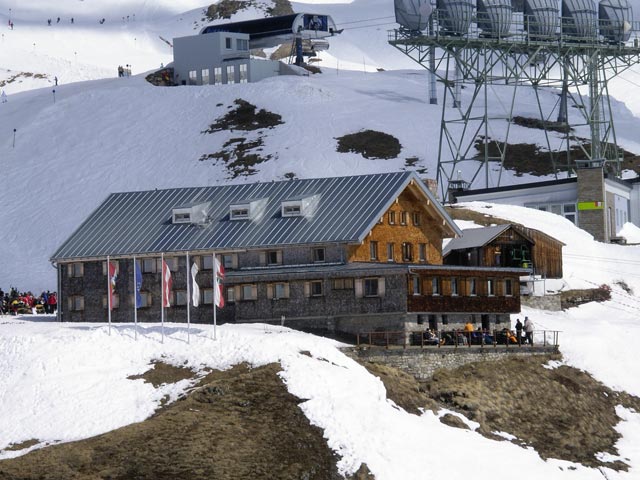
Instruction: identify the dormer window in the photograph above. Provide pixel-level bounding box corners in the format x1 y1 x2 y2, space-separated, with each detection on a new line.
229 198 268 221
173 212 191 223
172 201 210 225
281 194 320 218
230 207 249 220
283 203 302 217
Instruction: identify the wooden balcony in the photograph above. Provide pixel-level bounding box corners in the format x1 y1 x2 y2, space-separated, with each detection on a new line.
407 294 520 314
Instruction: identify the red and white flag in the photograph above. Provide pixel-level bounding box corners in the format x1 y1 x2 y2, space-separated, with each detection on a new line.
108 261 117 311
162 259 172 308
214 257 225 308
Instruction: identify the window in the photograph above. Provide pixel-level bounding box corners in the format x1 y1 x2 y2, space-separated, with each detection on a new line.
386 243 394 262
364 278 379 297
412 212 421 226
402 242 413 262
164 257 178 272
370 241 378 261
469 278 477 296
226 65 235 84
236 38 248 50
214 67 222 84
227 287 235 304
102 294 119 309
239 63 248 83
68 295 84 311
203 289 213 305
142 258 157 273
202 69 210 85
68 263 84 278
225 37 232 49
174 291 188 306
412 275 421 295
241 284 257 301
310 280 323 297
102 260 119 276
419 243 427 262
173 212 191 223
313 247 325 263
332 278 354 290
269 283 289 299
230 207 249 219
221 253 237 270
388 211 396 225
451 278 458 296
137 292 152 308
283 204 301 216
487 279 495 296
188 70 197 85
432 277 441 295
267 250 281 265
505 279 513 296
202 255 214 270
400 211 408 225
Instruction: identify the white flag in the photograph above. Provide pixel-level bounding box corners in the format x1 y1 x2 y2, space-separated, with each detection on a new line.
191 262 200 307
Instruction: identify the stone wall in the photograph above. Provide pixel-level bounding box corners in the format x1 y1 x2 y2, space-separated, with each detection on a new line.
345 345 559 380
521 294 562 311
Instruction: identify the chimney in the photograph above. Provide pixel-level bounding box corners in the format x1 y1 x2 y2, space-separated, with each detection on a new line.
422 178 439 200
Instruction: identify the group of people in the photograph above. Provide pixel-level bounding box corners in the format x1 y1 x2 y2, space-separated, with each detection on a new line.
0 288 57 315
117 65 131 77
514 316 535 345
419 316 536 346
7 19 13 29
47 17 73 26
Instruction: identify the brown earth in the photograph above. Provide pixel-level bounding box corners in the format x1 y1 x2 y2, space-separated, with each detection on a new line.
363 355 640 471
202 99 283 133
0 363 371 480
336 130 402 160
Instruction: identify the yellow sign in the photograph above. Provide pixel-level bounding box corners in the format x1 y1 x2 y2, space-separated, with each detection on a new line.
577 201 604 211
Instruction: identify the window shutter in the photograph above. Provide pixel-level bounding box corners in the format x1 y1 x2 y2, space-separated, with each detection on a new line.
304 282 311 297
232 254 239 269
267 284 273 299
259 252 266 266
277 251 283 264
234 286 241 301
68 298 72 310
355 279 363 298
284 283 290 298
102 261 107 276
67 264 72 276
147 293 153 307
251 285 258 300
79 297 85 310
378 277 385 296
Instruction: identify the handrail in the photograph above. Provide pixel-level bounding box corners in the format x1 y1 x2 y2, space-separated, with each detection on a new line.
356 329 560 349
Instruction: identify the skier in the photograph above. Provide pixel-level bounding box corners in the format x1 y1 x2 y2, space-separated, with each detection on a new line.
1 90 7 103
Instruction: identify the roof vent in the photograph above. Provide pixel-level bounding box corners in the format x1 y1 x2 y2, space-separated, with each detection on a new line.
281 194 320 218
172 201 210 225
230 198 268 221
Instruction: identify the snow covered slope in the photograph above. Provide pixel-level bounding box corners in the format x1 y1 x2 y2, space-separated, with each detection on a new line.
1 0 640 293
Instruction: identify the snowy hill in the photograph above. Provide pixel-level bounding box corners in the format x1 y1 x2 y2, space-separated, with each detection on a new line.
1 1 640 479
3 0 640 291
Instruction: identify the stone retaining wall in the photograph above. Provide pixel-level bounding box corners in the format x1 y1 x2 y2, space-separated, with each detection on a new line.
520 294 562 311
344 345 559 381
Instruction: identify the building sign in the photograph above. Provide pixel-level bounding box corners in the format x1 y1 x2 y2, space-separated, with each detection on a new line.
577 201 604 211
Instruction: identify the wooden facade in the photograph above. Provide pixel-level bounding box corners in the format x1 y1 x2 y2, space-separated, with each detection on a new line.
444 225 564 279
348 184 447 265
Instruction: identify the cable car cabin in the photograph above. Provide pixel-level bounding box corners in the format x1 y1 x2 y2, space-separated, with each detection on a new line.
200 13 339 49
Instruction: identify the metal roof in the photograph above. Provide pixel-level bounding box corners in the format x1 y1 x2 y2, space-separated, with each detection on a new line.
52 171 460 261
442 224 512 256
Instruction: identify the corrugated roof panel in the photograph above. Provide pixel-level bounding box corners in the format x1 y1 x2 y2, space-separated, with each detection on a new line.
52 172 457 260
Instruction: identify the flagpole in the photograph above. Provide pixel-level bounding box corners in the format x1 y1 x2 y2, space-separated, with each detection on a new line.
186 252 191 345
161 253 165 344
213 252 217 341
107 255 112 336
133 256 138 341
